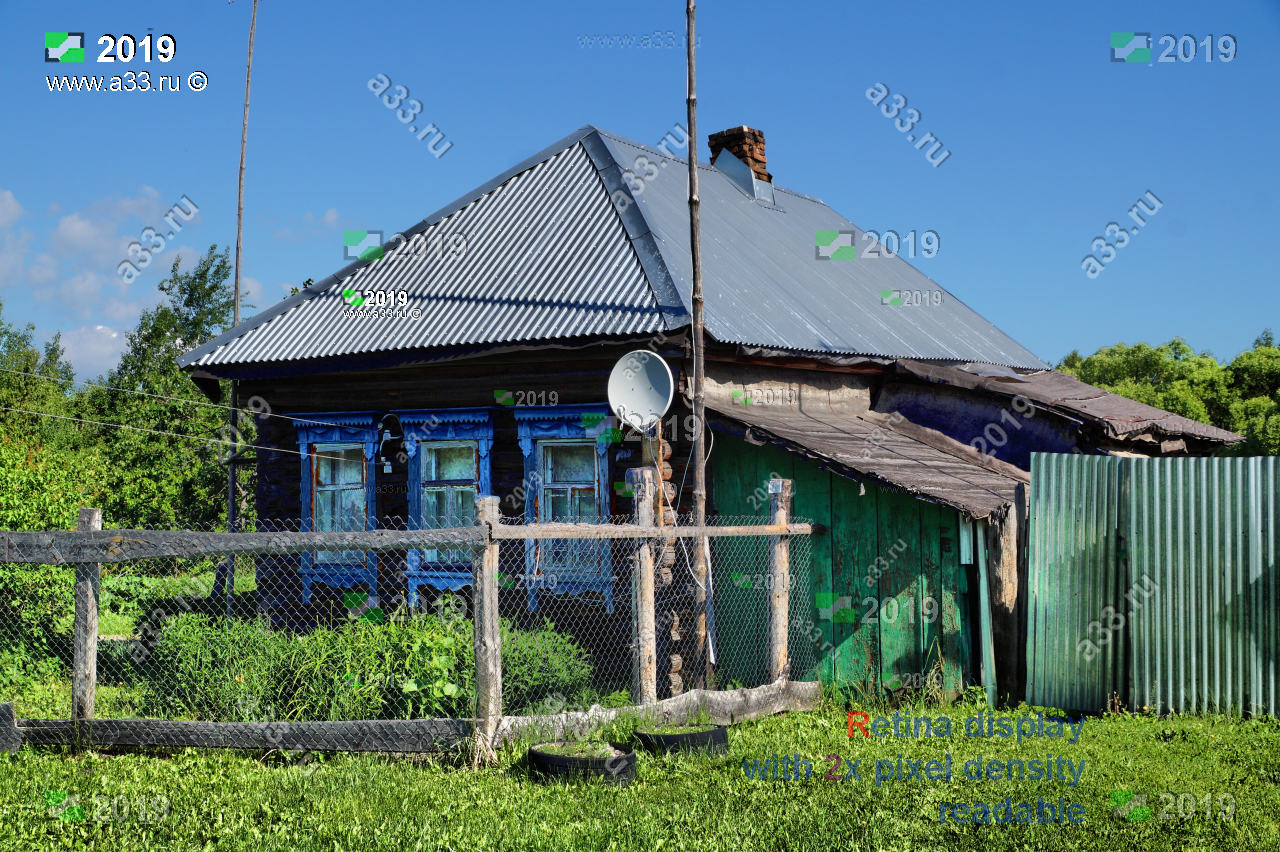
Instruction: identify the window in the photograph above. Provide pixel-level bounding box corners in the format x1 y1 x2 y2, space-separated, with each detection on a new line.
514 405 614 612
418 441 478 563
295 414 379 606
403 409 494 603
313 443 367 564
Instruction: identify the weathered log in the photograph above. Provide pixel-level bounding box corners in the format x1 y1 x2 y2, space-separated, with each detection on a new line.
12 717 472 752
0 528 487 565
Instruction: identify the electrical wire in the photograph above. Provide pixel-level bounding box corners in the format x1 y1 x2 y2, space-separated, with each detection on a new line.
0 364 351 430
0 404 353 464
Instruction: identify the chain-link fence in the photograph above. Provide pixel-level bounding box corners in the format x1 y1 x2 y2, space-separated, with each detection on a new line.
0 502 812 752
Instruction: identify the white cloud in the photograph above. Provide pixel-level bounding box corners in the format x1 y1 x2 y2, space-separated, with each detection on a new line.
0 229 32 286
0 190 23 229
322 208 339 227
60 325 126 379
51 212 121 266
239 275 267 314
27 254 57 285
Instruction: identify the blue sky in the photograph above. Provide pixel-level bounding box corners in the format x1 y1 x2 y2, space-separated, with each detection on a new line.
1 0 1277 378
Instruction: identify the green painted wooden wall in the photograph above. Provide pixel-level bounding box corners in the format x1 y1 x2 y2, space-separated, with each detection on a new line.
711 435 972 695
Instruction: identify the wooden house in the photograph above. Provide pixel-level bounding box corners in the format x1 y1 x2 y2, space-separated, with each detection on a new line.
179 125 1240 701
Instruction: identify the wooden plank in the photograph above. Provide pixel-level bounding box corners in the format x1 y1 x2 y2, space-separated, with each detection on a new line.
2 528 487 565
73 508 101 744
919 501 943 690
745 445 796 684
472 498 502 764
707 435 757 689
832 474 877 691
938 507 965 695
490 522 814 540
628 468 658 704
493 677 821 741
878 489 923 693
767 478 793 681
16 718 472 752
15 680 817 754
789 457 833 683
0 703 19 753
0 524 814 565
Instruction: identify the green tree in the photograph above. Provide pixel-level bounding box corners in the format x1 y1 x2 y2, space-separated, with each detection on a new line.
79 246 236 529
1057 331 1280 456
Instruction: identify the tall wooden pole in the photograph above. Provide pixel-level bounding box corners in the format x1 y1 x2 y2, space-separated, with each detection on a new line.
221 0 257 614
685 0 709 688
73 508 102 749
234 0 256 331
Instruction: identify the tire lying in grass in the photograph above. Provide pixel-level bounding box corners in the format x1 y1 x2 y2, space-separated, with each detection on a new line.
527 741 637 786
635 724 728 755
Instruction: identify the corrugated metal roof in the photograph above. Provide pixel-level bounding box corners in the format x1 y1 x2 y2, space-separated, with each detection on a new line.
706 396 1027 519
181 125 1049 372
591 129 1048 369
182 136 669 369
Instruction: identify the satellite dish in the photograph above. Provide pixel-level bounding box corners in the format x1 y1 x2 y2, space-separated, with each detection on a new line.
608 350 674 431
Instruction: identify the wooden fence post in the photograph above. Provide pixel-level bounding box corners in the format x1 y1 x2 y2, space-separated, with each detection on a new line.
472 497 502 765
0 703 19 754
627 468 658 705
768 480 792 682
73 507 102 748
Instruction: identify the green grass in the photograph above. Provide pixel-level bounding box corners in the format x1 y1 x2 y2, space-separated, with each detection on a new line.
533 741 619 759
636 722 718 735
3 696 1278 851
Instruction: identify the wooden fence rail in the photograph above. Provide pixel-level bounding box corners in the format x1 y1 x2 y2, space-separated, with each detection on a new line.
1 475 807 761
0 523 813 565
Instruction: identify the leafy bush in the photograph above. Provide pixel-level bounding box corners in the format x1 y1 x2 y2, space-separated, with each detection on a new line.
0 646 63 697
142 612 597 721
144 612 475 722
500 618 593 713
0 564 74 650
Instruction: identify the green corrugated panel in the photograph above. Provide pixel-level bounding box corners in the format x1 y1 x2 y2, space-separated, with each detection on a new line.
1028 453 1280 717
1128 456 1278 716
1026 453 1126 712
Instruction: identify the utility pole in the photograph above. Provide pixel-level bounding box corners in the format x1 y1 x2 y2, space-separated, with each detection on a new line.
685 0 710 688
217 0 258 616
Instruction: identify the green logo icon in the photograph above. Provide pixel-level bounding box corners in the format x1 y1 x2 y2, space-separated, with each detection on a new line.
45 791 85 822
494 389 513 406
581 412 607 429
731 572 749 587
1111 790 1151 821
45 33 85 62
342 289 364 306
815 229 857 261
497 572 516 589
731 390 754 406
880 289 903 306
344 230 384 261
343 592 383 624
815 592 855 622
1110 33 1151 63
613 481 633 498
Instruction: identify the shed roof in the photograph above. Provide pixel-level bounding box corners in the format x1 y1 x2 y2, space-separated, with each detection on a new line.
706 397 1028 520
180 125 1049 375
893 361 1243 445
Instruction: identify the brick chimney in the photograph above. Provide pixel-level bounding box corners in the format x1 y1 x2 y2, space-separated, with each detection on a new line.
708 126 771 182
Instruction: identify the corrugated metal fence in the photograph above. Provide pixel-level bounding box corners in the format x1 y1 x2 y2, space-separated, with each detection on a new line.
1026 453 1279 716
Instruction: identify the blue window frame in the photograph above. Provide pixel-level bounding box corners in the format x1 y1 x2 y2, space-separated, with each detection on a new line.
296 413 379 606
403 409 494 605
514 405 614 613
